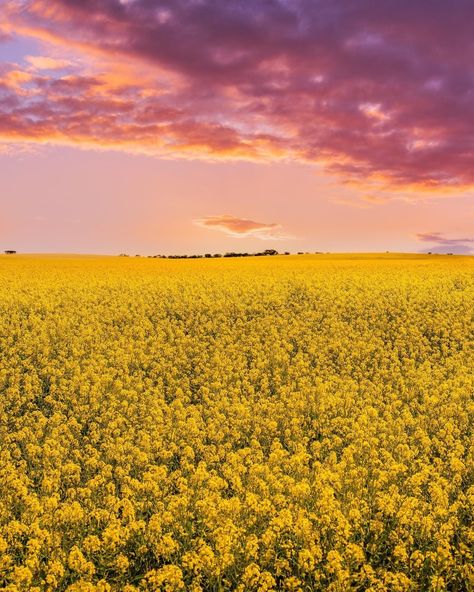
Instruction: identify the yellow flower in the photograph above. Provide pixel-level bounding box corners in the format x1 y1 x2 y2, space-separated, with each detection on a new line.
144 565 185 591
68 546 95 578
1 253 472 592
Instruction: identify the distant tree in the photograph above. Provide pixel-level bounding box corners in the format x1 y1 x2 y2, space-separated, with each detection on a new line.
4 250 16 254
160 249 286 259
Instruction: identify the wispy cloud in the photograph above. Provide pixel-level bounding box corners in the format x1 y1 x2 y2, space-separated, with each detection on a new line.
332 193 391 208
194 215 290 240
416 232 474 254
362 194 391 205
333 198 371 209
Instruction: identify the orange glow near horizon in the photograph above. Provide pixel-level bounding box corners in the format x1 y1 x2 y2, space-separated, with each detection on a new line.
0 0 473 253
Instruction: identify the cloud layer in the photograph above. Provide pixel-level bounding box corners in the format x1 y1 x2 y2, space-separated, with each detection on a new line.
195 215 287 240
416 232 474 254
2 0 474 190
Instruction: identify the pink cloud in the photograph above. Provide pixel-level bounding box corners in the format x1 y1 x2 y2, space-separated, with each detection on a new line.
362 194 391 204
194 215 289 240
2 0 474 190
25 55 71 70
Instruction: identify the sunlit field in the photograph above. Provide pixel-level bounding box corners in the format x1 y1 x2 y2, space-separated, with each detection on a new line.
0 254 473 592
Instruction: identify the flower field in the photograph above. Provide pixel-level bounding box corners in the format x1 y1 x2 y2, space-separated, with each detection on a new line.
0 254 473 592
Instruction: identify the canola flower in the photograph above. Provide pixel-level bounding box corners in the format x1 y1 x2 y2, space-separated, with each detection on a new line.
0 253 473 592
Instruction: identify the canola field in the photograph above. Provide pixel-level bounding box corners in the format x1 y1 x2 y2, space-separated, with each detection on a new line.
0 254 473 592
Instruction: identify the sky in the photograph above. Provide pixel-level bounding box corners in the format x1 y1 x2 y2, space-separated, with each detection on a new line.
0 0 473 255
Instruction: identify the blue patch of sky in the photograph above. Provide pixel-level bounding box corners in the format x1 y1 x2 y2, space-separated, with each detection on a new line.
0 33 43 65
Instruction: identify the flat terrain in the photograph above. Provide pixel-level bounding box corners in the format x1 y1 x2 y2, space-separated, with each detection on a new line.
0 254 473 591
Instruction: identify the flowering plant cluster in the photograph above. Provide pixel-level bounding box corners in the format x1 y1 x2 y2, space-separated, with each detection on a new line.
0 254 472 591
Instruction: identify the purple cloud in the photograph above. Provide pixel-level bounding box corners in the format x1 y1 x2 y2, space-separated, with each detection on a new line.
2 0 474 189
416 232 474 254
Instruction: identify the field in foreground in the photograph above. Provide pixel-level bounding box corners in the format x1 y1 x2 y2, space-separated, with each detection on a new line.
0 254 473 592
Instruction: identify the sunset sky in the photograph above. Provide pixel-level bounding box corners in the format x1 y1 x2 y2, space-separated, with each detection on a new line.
1 0 473 254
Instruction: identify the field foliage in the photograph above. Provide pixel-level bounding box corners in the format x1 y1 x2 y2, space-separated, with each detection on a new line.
0 254 473 592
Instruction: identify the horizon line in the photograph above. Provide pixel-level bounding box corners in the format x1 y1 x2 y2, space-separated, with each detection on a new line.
1 251 472 258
